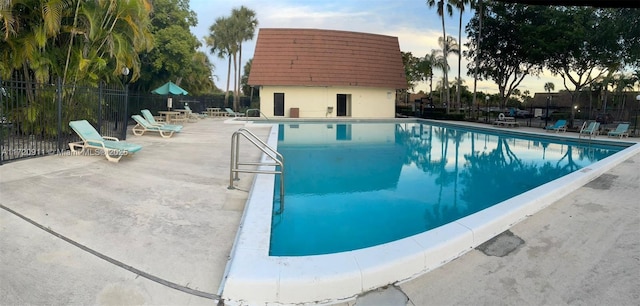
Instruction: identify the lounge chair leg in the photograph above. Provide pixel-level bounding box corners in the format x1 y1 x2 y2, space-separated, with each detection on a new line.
100 146 123 162
68 142 86 154
159 130 174 138
132 125 145 136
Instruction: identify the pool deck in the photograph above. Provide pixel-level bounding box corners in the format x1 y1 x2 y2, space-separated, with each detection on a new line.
1 118 638 305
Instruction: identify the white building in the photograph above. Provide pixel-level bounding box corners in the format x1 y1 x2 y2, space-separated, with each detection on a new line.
248 28 407 118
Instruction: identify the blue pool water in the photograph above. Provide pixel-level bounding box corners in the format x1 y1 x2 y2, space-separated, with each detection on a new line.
269 122 625 256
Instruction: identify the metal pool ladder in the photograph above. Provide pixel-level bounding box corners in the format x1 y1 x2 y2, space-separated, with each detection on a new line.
243 108 270 121
229 128 285 212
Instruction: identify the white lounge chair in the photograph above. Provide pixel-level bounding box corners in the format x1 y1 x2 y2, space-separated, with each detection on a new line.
225 108 245 117
545 119 567 133
184 105 206 120
579 121 600 138
68 120 142 162
607 123 629 138
131 115 182 138
141 109 183 129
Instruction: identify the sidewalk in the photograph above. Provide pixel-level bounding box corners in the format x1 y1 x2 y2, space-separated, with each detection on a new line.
0 118 268 305
1 118 638 305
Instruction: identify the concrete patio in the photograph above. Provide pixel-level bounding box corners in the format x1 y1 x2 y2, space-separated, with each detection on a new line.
1 117 638 305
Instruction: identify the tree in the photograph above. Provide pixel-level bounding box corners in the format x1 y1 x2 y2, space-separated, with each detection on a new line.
437 35 460 111
607 8 640 69
426 0 454 110
206 7 258 111
431 49 449 106
421 51 440 98
465 2 545 108
0 0 154 138
231 6 258 110
133 0 210 93
241 58 257 97
402 51 423 91
610 73 637 120
0 0 153 84
207 16 236 106
450 0 475 111
544 82 554 94
184 52 218 95
543 82 554 123
544 6 623 124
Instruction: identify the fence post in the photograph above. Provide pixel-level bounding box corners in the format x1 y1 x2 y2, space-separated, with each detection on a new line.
122 84 128 140
98 81 103 134
57 77 63 153
0 76 3 165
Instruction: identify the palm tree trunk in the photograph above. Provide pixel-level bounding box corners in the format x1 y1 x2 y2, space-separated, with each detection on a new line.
429 74 433 103
237 44 243 110
225 57 231 107
457 10 463 113
473 0 483 121
440 7 450 113
63 0 82 85
232 52 238 110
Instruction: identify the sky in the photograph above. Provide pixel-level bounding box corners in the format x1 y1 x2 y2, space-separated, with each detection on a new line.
188 0 564 95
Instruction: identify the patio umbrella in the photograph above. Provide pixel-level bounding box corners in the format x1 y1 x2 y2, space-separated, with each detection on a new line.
151 81 189 110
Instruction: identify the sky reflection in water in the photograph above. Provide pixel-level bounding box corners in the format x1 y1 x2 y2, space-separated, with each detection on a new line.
270 122 623 256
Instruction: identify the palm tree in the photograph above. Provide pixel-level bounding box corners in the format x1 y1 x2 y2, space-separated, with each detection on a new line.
450 0 474 112
437 35 460 112
611 73 636 120
231 6 258 110
471 0 483 119
431 49 448 106
418 52 435 98
0 0 16 40
543 82 554 124
426 0 454 111
207 16 236 107
1 0 152 84
73 0 153 84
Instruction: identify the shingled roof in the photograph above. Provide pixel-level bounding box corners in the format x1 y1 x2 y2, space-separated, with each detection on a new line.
248 28 407 89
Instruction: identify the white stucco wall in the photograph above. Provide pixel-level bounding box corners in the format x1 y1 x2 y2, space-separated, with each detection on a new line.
257 86 396 118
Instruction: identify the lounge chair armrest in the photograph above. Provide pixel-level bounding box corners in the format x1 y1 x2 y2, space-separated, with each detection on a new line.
102 136 120 141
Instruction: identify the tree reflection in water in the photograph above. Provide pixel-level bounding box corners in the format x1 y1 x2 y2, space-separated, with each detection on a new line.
397 122 621 226
270 122 624 255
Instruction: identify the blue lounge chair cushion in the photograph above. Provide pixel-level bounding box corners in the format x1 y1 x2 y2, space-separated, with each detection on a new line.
141 109 184 130
93 139 143 153
132 115 183 132
607 123 629 138
69 120 142 162
545 119 566 130
225 108 245 117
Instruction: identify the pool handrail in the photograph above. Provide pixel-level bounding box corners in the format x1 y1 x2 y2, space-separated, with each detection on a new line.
229 127 285 212
244 108 269 121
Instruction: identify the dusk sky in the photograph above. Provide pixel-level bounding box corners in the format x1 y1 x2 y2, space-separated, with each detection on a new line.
189 0 564 95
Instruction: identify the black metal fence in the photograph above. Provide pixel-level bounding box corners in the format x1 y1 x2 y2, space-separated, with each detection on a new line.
0 77 130 164
1 75 254 165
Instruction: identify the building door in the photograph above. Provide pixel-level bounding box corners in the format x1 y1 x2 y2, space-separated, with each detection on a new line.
274 93 284 116
336 94 350 117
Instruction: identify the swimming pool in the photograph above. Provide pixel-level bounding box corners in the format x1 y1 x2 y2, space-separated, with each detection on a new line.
270 122 623 256
221 119 640 305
